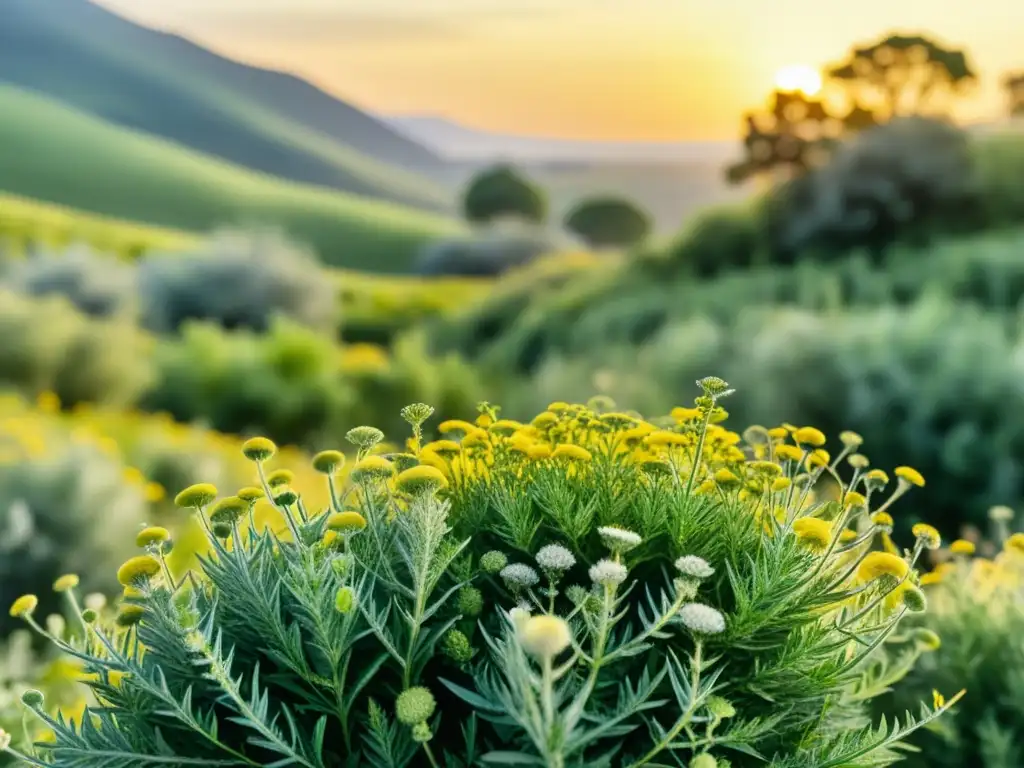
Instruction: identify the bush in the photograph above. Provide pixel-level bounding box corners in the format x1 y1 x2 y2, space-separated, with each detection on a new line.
2 384 959 767
564 196 652 249
413 230 561 277
461 164 547 225
142 318 484 450
0 289 154 409
879 517 1024 768
138 230 338 334
0 441 147 636
664 201 764 277
0 246 137 319
505 298 1024 538
766 117 979 261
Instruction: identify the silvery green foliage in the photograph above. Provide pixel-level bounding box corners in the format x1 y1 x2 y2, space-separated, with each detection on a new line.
0 246 137 319
2 402 957 768
138 230 337 334
0 447 145 635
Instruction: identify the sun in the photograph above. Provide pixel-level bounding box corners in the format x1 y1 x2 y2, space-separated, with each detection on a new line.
774 64 823 96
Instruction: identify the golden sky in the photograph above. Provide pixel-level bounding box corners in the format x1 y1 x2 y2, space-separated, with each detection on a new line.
100 0 1021 141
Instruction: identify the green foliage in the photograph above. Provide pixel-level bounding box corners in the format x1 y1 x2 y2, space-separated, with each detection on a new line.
1 247 137 319
0 443 147 636
1 389 958 767
137 230 338 334
141 319 483 450
1007 72 1024 116
462 165 548 225
563 196 652 249
0 289 153 409
414 230 560 277
767 117 978 260
0 85 464 274
877 528 1024 768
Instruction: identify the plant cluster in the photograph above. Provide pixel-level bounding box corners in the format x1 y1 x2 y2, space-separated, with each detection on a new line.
876 507 1024 768
413 230 562 278
2 380 962 767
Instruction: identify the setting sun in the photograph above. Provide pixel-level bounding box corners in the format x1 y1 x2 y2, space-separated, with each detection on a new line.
774 64 823 96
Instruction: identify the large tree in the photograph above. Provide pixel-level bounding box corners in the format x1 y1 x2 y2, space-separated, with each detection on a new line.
461 164 547 225
827 33 976 120
563 196 652 249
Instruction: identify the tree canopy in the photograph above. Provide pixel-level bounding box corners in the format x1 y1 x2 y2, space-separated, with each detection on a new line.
461 165 547 225
564 196 652 249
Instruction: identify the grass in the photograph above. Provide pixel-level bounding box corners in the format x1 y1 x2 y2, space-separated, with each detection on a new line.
0 85 466 273
1 0 447 210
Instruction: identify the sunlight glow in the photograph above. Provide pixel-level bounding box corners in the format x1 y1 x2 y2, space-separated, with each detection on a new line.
774 64 823 96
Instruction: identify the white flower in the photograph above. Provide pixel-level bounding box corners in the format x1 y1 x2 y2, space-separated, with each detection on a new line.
589 558 628 587
675 555 714 580
679 603 726 635
508 604 532 631
536 544 576 572
520 615 572 659
500 563 540 589
597 526 642 554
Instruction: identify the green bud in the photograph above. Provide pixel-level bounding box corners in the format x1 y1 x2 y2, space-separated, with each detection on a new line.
457 586 484 617
346 426 385 449
401 403 435 428
211 522 233 539
311 450 345 475
21 689 44 709
395 687 436 726
334 587 355 614
411 721 433 743
479 551 507 574
441 630 474 664
273 489 299 507
706 696 736 720
690 754 717 768
81 608 98 623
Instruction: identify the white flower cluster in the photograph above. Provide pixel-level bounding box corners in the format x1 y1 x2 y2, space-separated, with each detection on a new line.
536 544 576 572
597 526 642 554
679 603 726 635
500 563 540 589
675 555 714 580
589 558 628 587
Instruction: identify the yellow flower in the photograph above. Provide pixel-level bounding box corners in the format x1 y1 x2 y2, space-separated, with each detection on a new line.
53 574 80 593
9 594 38 618
895 466 925 488
775 445 804 462
771 476 792 492
767 427 789 439
839 529 858 543
1005 533 1024 555
266 469 295 488
713 468 740 486
792 517 832 552
116 556 161 587
646 431 688 447
807 449 830 469
143 482 166 503
349 456 395 483
327 511 367 534
424 440 461 458
489 419 524 436
36 390 61 414
520 615 572 659
670 407 702 423
793 427 826 447
311 450 345 475
844 491 867 509
236 486 265 502
528 444 552 460
839 431 864 448
136 527 171 548
919 571 943 587
531 412 559 428
395 465 449 495
857 552 909 583
438 420 477 436
552 444 592 462
241 437 277 462
173 483 218 509
949 539 975 556
912 523 941 550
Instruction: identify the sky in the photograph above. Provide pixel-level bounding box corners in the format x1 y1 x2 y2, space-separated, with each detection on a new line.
99 0 1022 142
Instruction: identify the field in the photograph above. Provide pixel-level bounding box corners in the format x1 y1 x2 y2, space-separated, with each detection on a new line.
0 85 465 272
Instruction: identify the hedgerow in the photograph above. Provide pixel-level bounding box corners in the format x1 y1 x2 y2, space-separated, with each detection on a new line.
2 380 961 766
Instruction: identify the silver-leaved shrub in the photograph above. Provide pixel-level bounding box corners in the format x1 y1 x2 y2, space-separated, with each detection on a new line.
2 380 962 767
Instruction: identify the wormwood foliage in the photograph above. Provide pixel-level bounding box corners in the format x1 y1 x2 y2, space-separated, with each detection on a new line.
2 380 962 767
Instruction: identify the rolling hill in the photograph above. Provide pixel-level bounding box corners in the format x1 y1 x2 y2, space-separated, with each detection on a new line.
0 84 465 273
0 0 449 211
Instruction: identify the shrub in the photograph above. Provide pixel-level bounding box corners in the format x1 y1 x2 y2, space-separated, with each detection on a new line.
138 230 338 334
0 290 153 409
878 511 1024 768
563 196 652 249
2 382 959 766
0 246 136 319
665 202 763 277
507 298 1024 539
765 117 979 261
0 440 147 637
413 230 560 277
461 165 547 225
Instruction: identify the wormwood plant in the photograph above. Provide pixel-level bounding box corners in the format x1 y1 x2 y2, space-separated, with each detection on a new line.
2 380 963 767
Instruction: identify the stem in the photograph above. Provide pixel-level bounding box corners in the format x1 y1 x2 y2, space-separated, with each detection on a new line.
627 640 704 768
423 743 441 768
684 407 715 496
256 463 302 544
402 580 428 688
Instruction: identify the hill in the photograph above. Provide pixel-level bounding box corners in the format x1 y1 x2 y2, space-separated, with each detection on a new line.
0 0 449 211
0 84 464 272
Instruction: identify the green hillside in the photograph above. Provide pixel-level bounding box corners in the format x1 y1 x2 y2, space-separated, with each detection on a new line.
0 84 464 272
0 0 449 211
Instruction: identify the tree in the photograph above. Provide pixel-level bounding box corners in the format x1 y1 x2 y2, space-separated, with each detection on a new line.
726 89 852 185
461 164 547 225
563 196 652 249
1006 72 1024 117
827 33 976 120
